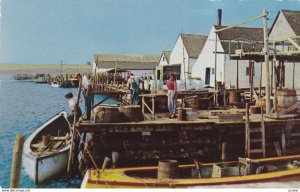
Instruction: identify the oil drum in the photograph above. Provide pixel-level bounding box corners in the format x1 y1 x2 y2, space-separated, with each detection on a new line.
277 89 298 113
92 106 121 123
157 160 179 179
119 105 144 122
178 108 187 121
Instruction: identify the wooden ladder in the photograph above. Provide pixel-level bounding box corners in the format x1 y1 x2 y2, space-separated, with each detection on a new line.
245 103 266 158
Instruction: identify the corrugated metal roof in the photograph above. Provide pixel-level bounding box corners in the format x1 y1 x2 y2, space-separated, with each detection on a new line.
94 54 160 70
181 34 208 58
214 25 264 53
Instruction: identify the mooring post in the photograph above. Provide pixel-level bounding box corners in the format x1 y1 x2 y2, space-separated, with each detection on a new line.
245 103 250 157
221 142 228 161
10 133 24 188
281 127 286 156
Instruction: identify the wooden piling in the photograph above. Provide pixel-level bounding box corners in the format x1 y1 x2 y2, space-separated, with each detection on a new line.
221 142 228 161
281 127 286 155
245 103 250 157
10 133 24 188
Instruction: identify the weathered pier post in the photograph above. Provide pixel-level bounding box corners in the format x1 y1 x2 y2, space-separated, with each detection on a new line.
67 78 82 175
221 142 228 161
245 103 250 157
263 9 271 114
10 133 24 188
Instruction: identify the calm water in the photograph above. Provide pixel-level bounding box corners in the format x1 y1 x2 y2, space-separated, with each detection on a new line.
0 74 115 188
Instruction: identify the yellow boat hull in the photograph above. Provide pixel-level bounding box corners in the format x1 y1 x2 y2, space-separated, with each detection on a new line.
81 154 300 188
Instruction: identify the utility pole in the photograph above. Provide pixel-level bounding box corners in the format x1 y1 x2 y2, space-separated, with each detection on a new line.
263 9 271 114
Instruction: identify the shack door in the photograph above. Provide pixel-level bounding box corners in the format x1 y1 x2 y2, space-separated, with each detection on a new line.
157 70 161 80
205 68 211 85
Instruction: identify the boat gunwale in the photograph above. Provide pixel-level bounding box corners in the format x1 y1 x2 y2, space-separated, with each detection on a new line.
84 154 300 188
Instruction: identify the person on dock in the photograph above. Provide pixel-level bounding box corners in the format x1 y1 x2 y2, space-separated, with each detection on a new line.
75 73 94 120
166 73 177 118
127 73 141 105
126 71 131 82
65 92 82 123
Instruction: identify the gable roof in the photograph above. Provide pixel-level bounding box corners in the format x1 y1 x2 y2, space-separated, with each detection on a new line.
281 10 300 36
162 51 171 63
181 33 208 58
269 10 300 37
94 54 160 70
214 25 264 53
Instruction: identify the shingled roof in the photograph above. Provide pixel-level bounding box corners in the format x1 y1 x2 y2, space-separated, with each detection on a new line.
181 33 208 58
162 51 171 63
281 10 300 36
94 54 160 70
214 25 264 54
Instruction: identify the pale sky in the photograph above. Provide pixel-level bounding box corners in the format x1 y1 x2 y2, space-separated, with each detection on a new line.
0 0 299 64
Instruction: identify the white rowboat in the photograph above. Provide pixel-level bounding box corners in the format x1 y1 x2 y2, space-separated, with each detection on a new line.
22 111 71 184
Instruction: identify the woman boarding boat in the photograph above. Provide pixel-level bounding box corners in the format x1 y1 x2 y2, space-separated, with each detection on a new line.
81 154 300 188
22 111 71 184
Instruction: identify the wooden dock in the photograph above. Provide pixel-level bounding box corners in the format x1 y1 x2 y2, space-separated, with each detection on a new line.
73 107 300 176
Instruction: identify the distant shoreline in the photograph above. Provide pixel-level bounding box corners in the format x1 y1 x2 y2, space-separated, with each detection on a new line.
0 64 93 75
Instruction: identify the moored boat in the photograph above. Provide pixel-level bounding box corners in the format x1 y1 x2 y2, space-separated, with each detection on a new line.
81 155 300 188
51 81 61 88
22 111 71 184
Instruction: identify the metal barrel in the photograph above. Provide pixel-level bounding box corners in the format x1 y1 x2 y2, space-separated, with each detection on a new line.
157 159 179 179
277 89 297 113
191 96 200 110
93 106 121 123
228 90 241 104
119 105 144 122
178 108 187 121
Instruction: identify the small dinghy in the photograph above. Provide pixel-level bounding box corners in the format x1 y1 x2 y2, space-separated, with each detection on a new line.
51 81 61 88
22 111 71 184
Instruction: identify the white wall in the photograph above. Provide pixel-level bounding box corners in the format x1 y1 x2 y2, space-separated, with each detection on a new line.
192 27 225 87
157 54 169 67
169 36 189 80
156 53 169 80
192 26 263 88
129 69 154 78
188 58 197 78
224 56 262 89
269 12 296 41
267 11 300 89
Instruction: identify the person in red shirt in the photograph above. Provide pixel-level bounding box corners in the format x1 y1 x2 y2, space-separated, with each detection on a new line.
166 73 177 118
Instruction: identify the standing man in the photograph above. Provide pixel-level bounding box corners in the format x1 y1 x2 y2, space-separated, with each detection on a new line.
127 73 141 105
75 73 94 120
